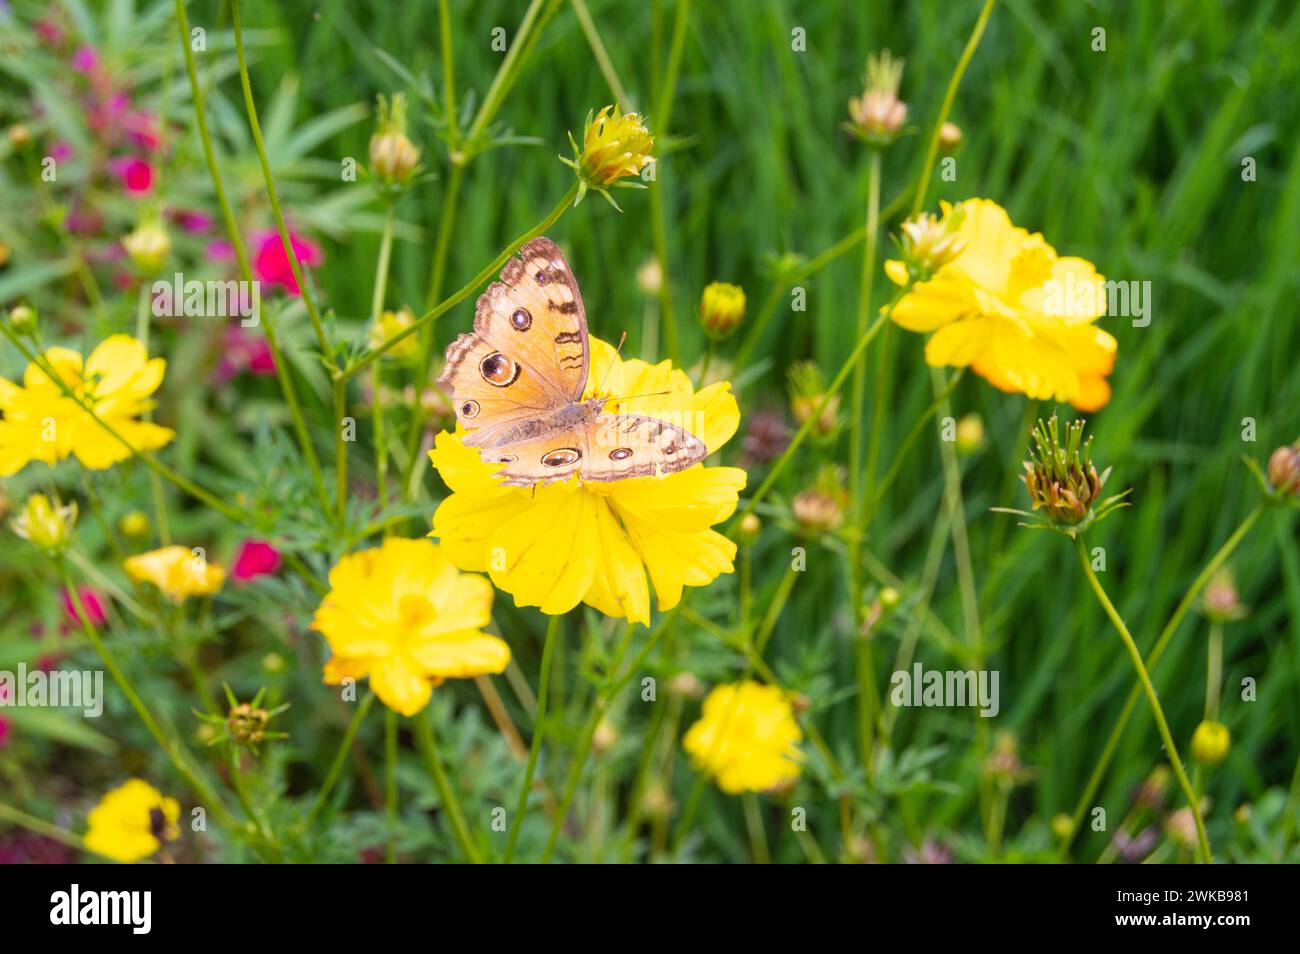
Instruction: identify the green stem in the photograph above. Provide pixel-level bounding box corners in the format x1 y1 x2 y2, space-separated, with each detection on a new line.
334 375 349 526
370 203 396 509
503 615 561 863
174 0 325 509
307 691 375 825
385 708 398 863
0 801 105 859
412 708 483 863
908 0 998 217
1075 538 1212 864
734 293 905 525
742 793 770 864
540 623 636 862
864 369 964 522
572 0 635 109
1061 505 1262 856
232 0 332 360
848 150 882 778
647 0 691 365
347 183 579 379
60 563 238 831
1205 622 1223 721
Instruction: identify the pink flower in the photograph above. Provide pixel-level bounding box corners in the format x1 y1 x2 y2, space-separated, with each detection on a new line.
254 230 322 296
71 44 99 73
232 540 282 582
113 156 153 195
173 209 214 233
62 587 108 629
0 714 9 749
214 326 277 382
50 141 73 162
205 239 236 263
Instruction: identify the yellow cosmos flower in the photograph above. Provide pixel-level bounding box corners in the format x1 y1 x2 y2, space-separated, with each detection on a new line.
683 681 803 794
84 779 180 863
0 334 174 475
310 537 507 716
124 545 225 603
886 198 1117 411
428 338 747 626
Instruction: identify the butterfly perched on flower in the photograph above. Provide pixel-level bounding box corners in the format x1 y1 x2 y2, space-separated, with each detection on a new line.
438 237 707 487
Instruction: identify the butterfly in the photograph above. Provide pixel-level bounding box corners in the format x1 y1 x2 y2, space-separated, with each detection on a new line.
437 237 707 487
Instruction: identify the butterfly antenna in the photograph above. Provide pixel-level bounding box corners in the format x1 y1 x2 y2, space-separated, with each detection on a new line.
596 331 628 395
613 389 672 402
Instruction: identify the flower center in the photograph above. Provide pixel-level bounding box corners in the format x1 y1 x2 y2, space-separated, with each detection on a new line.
397 594 436 632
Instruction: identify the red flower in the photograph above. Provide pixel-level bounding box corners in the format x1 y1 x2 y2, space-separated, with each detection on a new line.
254 230 322 296
233 540 282 582
113 157 154 195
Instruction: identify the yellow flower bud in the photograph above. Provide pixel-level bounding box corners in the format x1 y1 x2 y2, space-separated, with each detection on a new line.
563 105 654 206
1050 813 1073 840
592 717 620 755
122 221 171 274
11 493 77 552
738 512 762 542
119 510 151 539
1190 720 1230 765
955 413 984 455
699 282 746 340
7 124 31 148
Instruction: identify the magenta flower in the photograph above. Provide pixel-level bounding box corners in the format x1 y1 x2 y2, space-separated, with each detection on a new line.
62 587 108 629
173 209 214 233
112 156 153 195
254 230 322 296
232 540 282 582
71 44 99 73
214 326 277 383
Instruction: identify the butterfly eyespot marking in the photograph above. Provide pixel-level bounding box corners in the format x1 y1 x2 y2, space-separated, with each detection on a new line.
663 444 677 455
541 447 582 467
479 351 520 387
610 447 633 461
460 400 480 418
497 454 518 463
510 308 532 331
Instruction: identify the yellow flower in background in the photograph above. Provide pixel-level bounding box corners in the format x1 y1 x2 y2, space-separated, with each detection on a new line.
683 681 803 794
311 538 507 716
84 779 180 863
887 198 1117 411
121 220 171 273
699 281 747 340
0 334 174 475
429 338 747 626
368 307 419 359
124 546 225 603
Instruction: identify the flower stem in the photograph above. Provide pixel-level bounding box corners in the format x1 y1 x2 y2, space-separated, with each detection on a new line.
60 562 238 833
385 708 398 863
503 614 561 863
171 0 327 512
232 0 333 361
647 0 692 366
1074 537 1212 863
908 0 998 217
1060 505 1262 856
334 375 349 526
735 292 906 525
306 690 375 825
412 708 483 863
1205 622 1223 721
848 149 882 775
572 0 634 110
346 183 579 380
370 202 396 510
540 622 636 862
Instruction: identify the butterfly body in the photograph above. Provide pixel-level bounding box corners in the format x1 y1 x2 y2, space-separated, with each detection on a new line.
438 237 707 488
